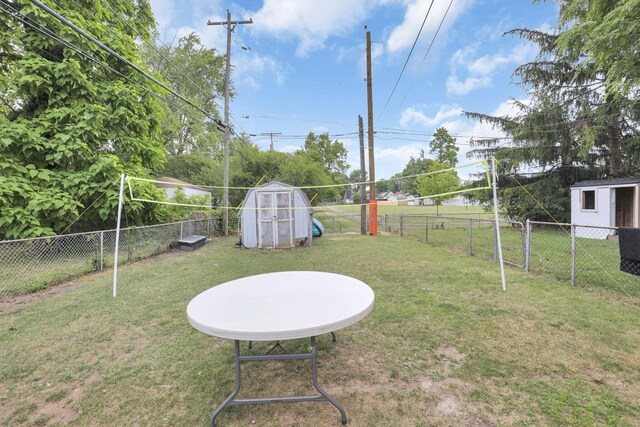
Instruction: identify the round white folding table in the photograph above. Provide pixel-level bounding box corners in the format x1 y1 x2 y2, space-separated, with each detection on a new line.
187 271 375 426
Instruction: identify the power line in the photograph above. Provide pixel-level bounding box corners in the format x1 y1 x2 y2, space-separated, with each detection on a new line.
0 2 209 126
397 0 455 112
28 0 226 130
378 0 436 120
240 114 354 128
99 0 222 113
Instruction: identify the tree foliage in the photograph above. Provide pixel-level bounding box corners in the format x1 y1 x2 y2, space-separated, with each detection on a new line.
465 1 640 222
0 0 166 239
304 132 349 175
430 127 459 167
396 150 435 195
144 32 225 156
416 161 460 214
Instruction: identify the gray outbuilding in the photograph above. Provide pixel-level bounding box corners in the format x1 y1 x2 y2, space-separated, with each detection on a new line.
240 181 313 249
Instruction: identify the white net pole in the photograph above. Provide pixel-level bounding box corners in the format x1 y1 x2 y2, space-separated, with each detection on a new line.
112 174 125 297
491 158 507 291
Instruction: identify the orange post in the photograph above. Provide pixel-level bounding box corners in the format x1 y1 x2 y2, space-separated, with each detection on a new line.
369 200 378 235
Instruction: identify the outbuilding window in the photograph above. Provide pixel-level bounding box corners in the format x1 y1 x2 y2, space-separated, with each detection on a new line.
581 190 596 211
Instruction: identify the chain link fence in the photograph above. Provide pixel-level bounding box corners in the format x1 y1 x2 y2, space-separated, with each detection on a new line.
380 214 525 267
313 209 639 296
526 221 639 295
0 219 219 297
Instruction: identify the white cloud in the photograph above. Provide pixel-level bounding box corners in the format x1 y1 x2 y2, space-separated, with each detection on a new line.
399 105 463 128
149 0 176 31
446 41 538 96
386 0 474 54
234 53 287 89
446 75 491 95
250 0 373 57
468 43 537 76
392 99 528 176
377 143 424 164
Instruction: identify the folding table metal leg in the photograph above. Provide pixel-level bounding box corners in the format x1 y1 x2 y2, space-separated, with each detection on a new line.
311 336 347 424
210 337 347 426
211 340 242 427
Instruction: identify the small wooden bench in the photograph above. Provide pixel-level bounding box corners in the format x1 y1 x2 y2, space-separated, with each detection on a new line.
178 235 207 251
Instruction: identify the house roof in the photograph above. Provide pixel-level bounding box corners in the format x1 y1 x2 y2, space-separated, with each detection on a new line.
154 176 209 192
571 177 640 188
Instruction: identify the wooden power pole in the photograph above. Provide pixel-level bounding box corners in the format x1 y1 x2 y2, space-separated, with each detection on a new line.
366 29 377 235
261 132 282 151
208 11 252 236
358 115 367 235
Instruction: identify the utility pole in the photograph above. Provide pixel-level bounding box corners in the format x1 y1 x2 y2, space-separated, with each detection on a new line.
208 11 252 237
358 115 367 235
366 29 377 235
260 132 282 151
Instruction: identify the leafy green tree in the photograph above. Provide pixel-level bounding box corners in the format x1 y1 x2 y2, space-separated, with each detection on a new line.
376 174 401 195
416 161 459 216
279 150 341 203
144 32 225 156
430 127 459 167
0 0 165 239
304 132 349 174
465 4 640 222
558 0 640 99
348 169 366 184
397 150 435 195
229 141 288 205
155 187 211 223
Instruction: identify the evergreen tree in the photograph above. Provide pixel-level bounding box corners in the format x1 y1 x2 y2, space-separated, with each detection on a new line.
465 3 640 222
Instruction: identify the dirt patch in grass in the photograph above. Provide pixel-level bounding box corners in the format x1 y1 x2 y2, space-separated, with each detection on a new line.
0 248 192 313
0 279 87 313
29 371 102 425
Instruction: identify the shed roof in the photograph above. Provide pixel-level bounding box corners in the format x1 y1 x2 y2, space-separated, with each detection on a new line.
571 177 640 188
243 181 312 205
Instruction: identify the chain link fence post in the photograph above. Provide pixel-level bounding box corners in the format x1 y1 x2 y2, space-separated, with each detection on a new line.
99 231 104 271
571 224 576 286
425 216 429 243
468 218 473 255
520 223 526 267
400 214 404 237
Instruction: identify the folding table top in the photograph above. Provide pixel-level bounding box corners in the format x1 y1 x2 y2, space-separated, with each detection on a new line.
187 271 375 341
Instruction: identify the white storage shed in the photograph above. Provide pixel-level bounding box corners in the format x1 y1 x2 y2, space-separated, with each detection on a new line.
240 181 313 249
570 177 640 239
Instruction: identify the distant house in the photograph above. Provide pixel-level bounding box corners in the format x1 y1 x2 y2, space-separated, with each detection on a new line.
378 191 394 201
570 177 640 238
154 177 212 204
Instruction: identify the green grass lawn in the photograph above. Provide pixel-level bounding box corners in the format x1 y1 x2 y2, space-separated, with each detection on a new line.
1 235 639 426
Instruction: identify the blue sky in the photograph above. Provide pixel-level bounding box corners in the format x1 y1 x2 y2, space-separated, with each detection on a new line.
149 0 558 179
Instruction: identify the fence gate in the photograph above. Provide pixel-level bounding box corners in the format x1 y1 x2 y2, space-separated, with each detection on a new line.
257 191 294 249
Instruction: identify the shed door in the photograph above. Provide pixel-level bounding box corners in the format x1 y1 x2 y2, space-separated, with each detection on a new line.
275 192 294 248
256 191 293 249
615 187 634 227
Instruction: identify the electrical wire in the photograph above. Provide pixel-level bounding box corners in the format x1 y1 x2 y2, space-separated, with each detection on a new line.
28 0 225 130
99 0 222 112
378 0 436 120
0 2 213 135
397 0 455 112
